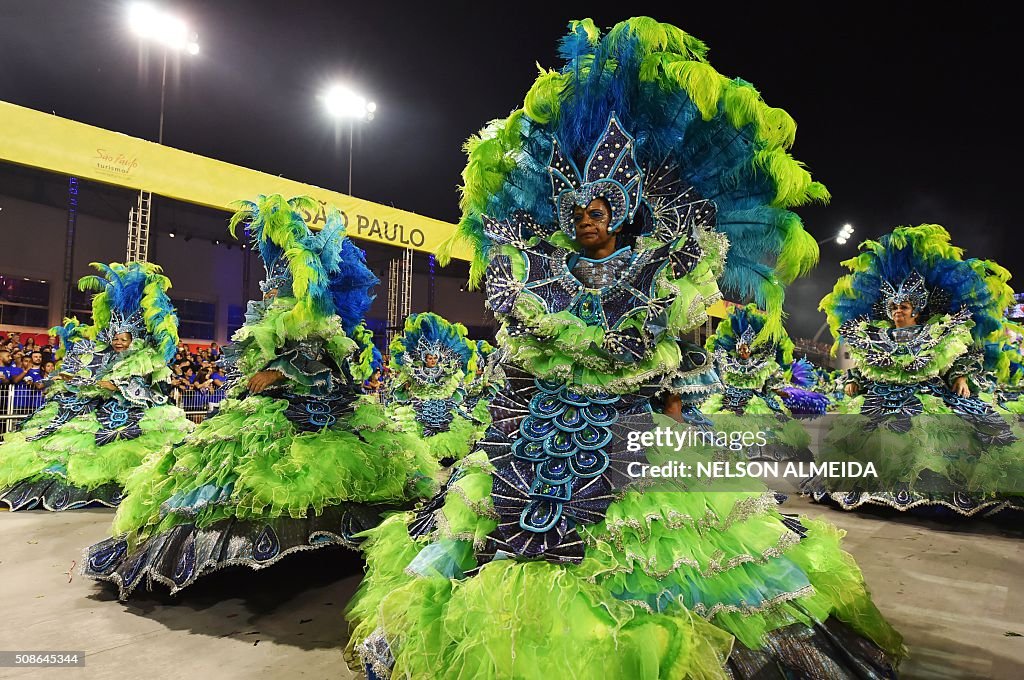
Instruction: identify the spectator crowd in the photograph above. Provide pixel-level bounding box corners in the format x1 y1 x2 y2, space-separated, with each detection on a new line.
170 342 227 398
0 332 57 412
1 332 230 416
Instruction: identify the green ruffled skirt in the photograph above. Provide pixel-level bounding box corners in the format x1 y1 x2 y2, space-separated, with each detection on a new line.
701 392 813 463
83 395 440 598
807 390 1024 516
0 400 194 510
345 451 904 679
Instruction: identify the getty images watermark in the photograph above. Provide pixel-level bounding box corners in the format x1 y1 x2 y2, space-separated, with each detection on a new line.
623 426 878 481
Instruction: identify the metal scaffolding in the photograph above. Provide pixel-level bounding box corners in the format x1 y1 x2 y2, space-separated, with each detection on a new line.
126 190 152 263
385 248 414 348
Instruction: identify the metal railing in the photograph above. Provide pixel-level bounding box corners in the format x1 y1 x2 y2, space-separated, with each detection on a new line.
0 385 226 440
0 384 47 438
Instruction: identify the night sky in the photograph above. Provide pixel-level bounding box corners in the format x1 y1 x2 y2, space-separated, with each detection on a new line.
0 1 1017 338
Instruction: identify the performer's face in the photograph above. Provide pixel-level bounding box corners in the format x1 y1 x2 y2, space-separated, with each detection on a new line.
889 302 918 327
111 332 133 352
738 344 752 360
573 198 615 254
425 354 438 368
263 287 279 302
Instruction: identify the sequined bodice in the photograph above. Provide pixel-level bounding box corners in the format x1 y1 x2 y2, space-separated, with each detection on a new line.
570 248 633 289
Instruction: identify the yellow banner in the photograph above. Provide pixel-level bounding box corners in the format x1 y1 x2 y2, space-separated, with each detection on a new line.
706 299 734 319
0 100 471 259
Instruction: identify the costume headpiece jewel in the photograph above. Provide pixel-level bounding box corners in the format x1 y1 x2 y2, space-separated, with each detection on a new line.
737 324 757 349
549 112 643 235
415 336 453 364
98 308 146 344
880 271 929 318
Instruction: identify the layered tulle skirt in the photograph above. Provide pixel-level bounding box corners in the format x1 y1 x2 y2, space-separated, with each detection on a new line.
84 394 439 598
345 449 904 679
0 399 193 511
804 382 1024 517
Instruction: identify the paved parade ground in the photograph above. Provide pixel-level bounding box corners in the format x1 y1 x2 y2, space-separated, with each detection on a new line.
1 498 1022 680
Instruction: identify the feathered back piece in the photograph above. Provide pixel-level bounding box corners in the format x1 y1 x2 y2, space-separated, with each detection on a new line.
974 260 1022 383
707 303 794 365
50 317 94 361
787 356 818 388
820 225 1007 348
474 339 495 364
438 16 825 342
229 194 378 334
76 261 179 363
370 346 384 373
389 313 475 377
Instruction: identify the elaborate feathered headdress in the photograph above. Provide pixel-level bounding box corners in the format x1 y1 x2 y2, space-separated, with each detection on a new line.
820 225 1006 347
370 345 384 373
389 313 475 384
76 261 178 363
707 303 794 365
438 16 825 342
229 195 379 334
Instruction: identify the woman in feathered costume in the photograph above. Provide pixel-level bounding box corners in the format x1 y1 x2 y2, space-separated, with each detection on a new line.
386 312 480 466
344 18 902 679
702 304 815 460
84 196 439 598
809 225 1024 517
0 262 193 511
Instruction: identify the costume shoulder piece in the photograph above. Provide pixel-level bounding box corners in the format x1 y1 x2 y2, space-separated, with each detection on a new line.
439 17 823 391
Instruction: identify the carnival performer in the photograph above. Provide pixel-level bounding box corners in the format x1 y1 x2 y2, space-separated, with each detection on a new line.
807 224 1024 517
701 305 815 461
84 196 439 598
386 313 480 466
0 262 193 511
344 18 903 679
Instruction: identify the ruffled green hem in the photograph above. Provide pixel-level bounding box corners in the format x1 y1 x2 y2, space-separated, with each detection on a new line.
389 403 481 463
111 396 439 543
0 403 193 491
348 552 734 680
349 455 903 661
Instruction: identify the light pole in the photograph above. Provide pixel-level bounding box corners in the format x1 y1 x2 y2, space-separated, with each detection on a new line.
128 2 200 145
124 3 199 263
321 85 376 195
810 224 856 345
817 222 855 247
